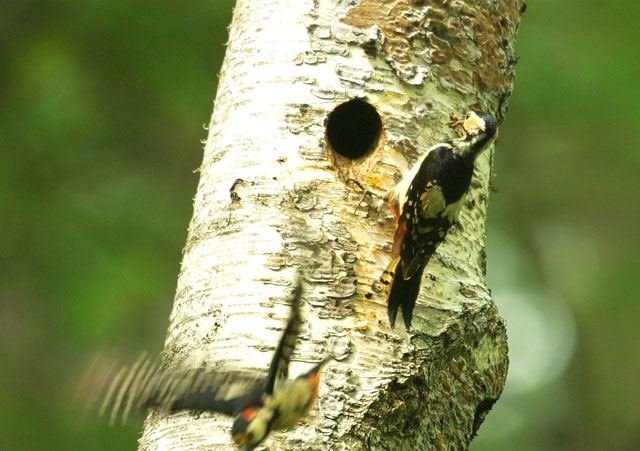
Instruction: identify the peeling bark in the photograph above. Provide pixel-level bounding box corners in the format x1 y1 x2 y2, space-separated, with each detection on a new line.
139 0 524 449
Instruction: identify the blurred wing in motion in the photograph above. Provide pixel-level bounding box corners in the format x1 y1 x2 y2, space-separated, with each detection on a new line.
78 352 265 425
264 279 303 394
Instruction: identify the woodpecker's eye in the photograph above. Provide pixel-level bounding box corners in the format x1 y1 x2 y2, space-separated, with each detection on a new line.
465 113 472 120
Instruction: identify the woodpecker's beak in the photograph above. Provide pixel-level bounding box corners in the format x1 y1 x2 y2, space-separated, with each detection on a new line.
314 357 332 375
305 358 331 387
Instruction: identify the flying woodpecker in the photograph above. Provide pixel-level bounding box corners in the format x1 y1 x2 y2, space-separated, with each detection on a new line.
82 282 330 450
382 111 498 330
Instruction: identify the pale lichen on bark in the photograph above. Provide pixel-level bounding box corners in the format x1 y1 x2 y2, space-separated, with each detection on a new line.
138 0 524 450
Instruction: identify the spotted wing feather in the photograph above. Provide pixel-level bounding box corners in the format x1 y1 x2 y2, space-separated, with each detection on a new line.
396 145 453 279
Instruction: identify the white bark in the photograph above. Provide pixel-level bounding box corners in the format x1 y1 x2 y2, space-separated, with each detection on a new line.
139 0 524 449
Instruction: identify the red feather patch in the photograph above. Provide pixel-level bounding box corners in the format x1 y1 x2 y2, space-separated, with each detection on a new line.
240 407 257 421
392 219 407 259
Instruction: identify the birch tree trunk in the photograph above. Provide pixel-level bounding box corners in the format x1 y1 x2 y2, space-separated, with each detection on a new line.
139 0 524 449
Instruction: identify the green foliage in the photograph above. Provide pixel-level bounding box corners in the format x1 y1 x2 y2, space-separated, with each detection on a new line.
1 0 638 449
0 1 234 449
474 2 640 450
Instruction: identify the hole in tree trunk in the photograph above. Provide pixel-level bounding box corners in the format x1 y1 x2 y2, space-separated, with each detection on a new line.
326 99 382 160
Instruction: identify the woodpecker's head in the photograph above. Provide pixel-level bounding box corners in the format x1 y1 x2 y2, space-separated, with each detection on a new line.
462 111 497 139
457 110 497 158
300 357 331 413
231 406 270 450
462 111 498 140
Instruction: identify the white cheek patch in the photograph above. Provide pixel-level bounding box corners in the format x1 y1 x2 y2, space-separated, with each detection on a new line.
463 113 485 133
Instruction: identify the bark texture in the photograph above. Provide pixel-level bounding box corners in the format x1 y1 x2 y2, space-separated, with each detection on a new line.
139 0 524 449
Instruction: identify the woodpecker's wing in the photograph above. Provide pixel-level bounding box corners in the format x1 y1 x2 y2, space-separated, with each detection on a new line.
81 353 266 425
159 368 265 415
396 144 453 279
264 281 303 395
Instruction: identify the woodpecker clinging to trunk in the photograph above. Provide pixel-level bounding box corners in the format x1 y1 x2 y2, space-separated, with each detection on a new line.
80 281 331 450
382 111 498 330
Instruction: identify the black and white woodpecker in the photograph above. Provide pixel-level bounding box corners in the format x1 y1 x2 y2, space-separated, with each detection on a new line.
382 111 498 330
82 282 330 450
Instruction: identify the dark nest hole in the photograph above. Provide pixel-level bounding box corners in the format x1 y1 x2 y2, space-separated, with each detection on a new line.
326 99 382 160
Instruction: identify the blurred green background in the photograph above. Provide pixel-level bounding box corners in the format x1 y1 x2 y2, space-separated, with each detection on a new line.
1 1 638 449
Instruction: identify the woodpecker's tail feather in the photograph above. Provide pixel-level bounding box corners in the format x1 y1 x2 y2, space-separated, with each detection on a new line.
382 257 423 330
